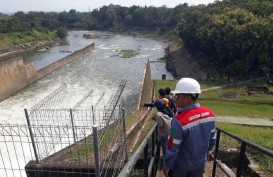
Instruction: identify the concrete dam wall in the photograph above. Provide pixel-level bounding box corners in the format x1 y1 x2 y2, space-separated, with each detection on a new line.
0 58 30 101
0 43 95 101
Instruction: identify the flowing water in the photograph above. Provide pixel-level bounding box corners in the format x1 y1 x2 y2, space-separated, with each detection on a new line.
0 31 173 177
0 31 173 125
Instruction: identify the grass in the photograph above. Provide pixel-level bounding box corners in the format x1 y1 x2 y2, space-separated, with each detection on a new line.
199 100 273 118
217 122 273 172
155 79 273 118
0 28 56 47
69 138 94 160
199 80 273 104
154 80 177 98
217 123 273 150
120 50 139 58
69 110 147 159
130 120 156 152
198 80 273 118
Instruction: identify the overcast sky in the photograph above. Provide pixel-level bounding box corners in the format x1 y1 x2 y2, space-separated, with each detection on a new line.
1 0 216 13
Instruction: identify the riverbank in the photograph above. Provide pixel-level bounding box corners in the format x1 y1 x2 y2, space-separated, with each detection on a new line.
0 40 56 61
0 28 57 56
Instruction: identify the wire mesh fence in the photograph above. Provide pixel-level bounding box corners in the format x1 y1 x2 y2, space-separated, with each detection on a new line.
0 124 35 177
0 106 128 177
0 80 132 177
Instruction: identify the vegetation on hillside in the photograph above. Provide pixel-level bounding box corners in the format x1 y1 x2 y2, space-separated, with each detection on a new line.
179 0 273 79
0 27 56 47
0 0 272 76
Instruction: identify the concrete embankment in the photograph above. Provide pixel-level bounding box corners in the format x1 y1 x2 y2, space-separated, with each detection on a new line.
0 43 95 102
137 59 152 110
165 43 206 80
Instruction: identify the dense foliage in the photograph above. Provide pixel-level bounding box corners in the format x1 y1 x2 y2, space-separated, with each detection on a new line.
0 0 272 77
179 0 273 77
0 5 187 33
56 27 68 39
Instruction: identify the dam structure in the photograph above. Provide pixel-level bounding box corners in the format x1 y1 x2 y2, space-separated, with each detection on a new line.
0 31 173 177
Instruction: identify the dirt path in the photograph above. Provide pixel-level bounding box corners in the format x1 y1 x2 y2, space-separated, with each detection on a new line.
217 116 273 127
201 80 252 92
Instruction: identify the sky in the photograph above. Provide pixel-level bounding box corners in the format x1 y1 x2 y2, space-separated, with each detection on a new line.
0 0 216 13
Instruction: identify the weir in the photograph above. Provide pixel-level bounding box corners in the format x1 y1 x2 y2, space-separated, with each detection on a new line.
0 43 95 102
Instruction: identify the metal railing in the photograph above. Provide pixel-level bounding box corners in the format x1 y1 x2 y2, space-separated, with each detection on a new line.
117 125 273 177
117 124 160 177
212 127 273 177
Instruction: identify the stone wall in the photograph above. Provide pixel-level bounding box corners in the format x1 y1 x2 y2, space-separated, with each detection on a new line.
0 43 95 102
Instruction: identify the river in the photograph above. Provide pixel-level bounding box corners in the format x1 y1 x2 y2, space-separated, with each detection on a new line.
0 31 173 125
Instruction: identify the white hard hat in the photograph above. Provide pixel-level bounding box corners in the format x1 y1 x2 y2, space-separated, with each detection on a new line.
172 78 201 94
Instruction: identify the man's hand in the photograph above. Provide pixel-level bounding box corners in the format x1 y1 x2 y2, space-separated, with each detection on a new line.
163 169 169 177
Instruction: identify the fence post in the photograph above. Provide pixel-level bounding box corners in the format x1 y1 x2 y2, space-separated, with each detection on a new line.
155 125 160 162
152 128 155 156
122 108 128 163
152 129 157 177
212 130 221 177
24 109 39 163
144 143 149 177
92 106 95 125
93 125 100 177
236 142 246 177
104 105 106 127
70 109 76 143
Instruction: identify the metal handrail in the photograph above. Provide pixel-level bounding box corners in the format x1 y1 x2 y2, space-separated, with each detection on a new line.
212 127 273 177
217 127 273 157
117 124 159 177
117 125 273 177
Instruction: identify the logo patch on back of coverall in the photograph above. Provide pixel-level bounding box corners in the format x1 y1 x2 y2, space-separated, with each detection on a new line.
167 128 176 150
170 128 176 136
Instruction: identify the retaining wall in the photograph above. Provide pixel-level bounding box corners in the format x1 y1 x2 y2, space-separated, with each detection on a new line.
0 43 95 101
0 58 29 101
137 59 152 110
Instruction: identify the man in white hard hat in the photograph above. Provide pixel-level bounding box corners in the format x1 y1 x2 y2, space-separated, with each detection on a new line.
163 78 216 177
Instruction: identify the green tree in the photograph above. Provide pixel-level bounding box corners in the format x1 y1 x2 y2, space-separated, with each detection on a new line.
56 27 68 39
